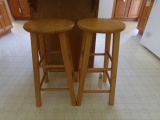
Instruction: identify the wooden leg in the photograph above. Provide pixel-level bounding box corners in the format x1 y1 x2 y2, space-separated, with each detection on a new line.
30 33 41 107
39 35 49 83
109 32 120 105
77 32 87 82
65 33 76 82
59 32 76 106
103 33 111 82
77 32 93 106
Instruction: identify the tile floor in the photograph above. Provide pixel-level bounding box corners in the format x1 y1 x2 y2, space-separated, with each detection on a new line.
0 20 160 120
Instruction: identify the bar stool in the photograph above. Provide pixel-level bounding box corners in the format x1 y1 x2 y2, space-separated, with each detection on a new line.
77 18 125 106
23 19 76 107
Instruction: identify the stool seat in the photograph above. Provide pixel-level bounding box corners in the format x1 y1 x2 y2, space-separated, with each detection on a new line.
23 19 74 34
78 18 125 33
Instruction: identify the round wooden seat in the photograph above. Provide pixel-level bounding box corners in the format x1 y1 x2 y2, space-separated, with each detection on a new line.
23 19 74 34
78 18 125 33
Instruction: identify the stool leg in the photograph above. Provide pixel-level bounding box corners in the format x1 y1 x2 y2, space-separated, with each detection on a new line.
109 32 120 105
30 33 41 107
103 33 111 82
77 32 87 82
77 32 93 106
65 34 75 82
59 32 76 106
39 35 49 83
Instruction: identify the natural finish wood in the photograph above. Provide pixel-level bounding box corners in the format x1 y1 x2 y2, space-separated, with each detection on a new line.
103 33 111 82
38 35 48 83
41 88 69 91
128 0 143 18
114 0 129 18
77 31 94 105
137 0 154 34
109 32 120 105
30 33 41 107
39 65 64 69
23 19 74 34
77 31 87 82
19 0 30 18
77 18 125 106
23 19 76 107
113 0 143 21
87 68 111 72
40 71 47 87
0 0 12 36
77 18 125 33
106 71 111 83
7 0 30 20
59 32 76 105
27 0 99 71
83 90 110 93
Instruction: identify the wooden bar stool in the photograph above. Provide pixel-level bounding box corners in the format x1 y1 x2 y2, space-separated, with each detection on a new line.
23 19 76 107
77 18 125 106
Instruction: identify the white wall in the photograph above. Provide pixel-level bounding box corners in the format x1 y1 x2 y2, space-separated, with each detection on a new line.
98 0 114 18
